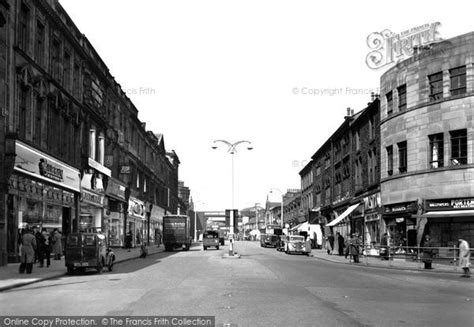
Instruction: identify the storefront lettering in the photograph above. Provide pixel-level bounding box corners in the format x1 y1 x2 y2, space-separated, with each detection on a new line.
38 158 63 182
451 199 474 209
81 190 103 205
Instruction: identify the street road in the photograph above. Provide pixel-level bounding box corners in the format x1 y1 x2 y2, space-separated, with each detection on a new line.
1 241 473 327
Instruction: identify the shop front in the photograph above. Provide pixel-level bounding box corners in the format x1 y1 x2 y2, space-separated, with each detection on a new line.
127 196 146 247
383 201 418 247
350 204 364 240
327 203 360 239
363 193 382 246
105 178 127 247
149 204 165 246
80 188 105 232
422 197 474 247
6 141 80 262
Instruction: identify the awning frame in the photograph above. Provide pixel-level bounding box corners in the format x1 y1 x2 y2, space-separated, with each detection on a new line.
327 203 361 227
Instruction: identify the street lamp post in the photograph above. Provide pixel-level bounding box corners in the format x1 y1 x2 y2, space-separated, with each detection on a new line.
212 140 253 256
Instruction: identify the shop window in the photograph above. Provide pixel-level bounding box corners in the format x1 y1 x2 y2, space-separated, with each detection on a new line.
450 129 467 165
386 91 393 115
450 66 466 96
398 84 407 111
428 72 443 101
386 145 393 176
398 141 407 173
429 133 444 168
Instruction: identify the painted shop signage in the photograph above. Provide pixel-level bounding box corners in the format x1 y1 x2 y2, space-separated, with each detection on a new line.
425 198 474 211
105 178 127 201
128 197 146 220
364 193 381 211
383 202 417 215
81 188 104 206
14 140 80 192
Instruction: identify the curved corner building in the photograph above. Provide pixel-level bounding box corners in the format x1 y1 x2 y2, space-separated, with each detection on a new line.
380 32 474 247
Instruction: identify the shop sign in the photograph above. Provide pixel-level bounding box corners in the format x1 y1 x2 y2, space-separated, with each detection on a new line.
129 197 146 219
383 202 417 215
81 188 104 206
120 166 131 174
150 205 165 224
364 193 381 210
426 198 474 211
88 158 111 177
105 178 126 201
365 213 380 222
14 140 80 192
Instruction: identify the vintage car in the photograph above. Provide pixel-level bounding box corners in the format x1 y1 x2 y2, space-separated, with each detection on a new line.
285 235 311 255
260 234 280 248
203 230 220 250
65 232 112 274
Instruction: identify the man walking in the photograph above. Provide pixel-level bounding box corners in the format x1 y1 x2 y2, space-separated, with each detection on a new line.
337 232 345 256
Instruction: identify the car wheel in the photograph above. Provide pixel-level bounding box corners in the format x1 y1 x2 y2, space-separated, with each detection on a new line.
67 266 74 275
216 246 219 250
203 246 207 250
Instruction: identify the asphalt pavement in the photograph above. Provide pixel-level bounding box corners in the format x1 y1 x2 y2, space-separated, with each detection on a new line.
0 241 469 292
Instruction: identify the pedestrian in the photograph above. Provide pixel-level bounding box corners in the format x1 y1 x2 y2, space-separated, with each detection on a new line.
139 244 148 258
41 228 52 268
125 231 133 251
380 232 390 260
421 234 434 269
337 232 345 256
34 226 44 265
458 239 471 278
325 234 334 255
19 227 37 274
348 234 361 263
52 228 63 260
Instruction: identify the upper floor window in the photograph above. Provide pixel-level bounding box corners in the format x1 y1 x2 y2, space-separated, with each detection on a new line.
51 38 61 81
386 145 393 176
386 91 393 115
355 129 360 151
398 84 407 111
428 72 443 101
398 141 407 173
18 3 30 50
450 66 466 96
450 129 467 165
429 133 444 168
35 21 45 66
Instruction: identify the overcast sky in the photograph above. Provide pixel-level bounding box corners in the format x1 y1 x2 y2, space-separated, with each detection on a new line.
60 0 473 211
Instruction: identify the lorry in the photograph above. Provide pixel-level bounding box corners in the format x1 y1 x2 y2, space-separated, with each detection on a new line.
163 215 192 251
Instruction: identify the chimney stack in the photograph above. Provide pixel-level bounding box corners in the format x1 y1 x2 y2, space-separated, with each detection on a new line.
371 92 375 101
347 107 351 116
351 109 354 116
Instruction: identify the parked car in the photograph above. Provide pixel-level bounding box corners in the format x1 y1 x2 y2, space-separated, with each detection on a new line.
285 235 311 255
203 230 220 250
260 234 280 248
65 232 111 274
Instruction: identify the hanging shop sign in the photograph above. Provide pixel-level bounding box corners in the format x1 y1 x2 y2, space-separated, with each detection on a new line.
364 193 381 211
14 140 80 192
128 197 146 220
81 188 105 207
425 198 474 211
105 178 127 202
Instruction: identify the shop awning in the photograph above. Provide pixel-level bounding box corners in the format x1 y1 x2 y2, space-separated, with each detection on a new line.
327 203 360 227
421 210 474 218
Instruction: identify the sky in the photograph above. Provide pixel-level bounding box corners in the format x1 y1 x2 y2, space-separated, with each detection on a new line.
59 0 473 211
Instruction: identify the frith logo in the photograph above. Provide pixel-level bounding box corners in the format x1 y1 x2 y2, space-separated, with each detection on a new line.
366 22 442 70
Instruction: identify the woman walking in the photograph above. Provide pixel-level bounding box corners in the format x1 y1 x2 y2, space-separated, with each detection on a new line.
458 239 471 278
19 227 37 274
52 229 63 260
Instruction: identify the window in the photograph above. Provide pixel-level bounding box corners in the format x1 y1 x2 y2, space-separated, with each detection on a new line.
51 38 61 81
19 87 29 139
450 129 467 165
18 3 30 50
89 129 96 160
386 145 393 175
355 129 360 151
368 118 373 140
429 72 443 101
386 91 393 114
35 21 45 66
398 141 407 173
398 84 407 111
63 50 72 91
72 62 81 98
34 95 43 146
450 66 466 96
429 133 444 168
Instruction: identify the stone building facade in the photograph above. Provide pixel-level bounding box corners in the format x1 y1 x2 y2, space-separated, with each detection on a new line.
380 32 474 247
0 0 180 265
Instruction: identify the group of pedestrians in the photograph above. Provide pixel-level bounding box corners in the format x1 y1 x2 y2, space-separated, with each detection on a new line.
324 230 471 277
18 226 62 274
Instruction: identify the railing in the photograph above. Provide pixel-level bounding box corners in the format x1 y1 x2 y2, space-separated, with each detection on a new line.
354 244 472 270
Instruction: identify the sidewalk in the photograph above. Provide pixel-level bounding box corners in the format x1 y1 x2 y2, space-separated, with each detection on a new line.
310 249 465 274
0 245 166 292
